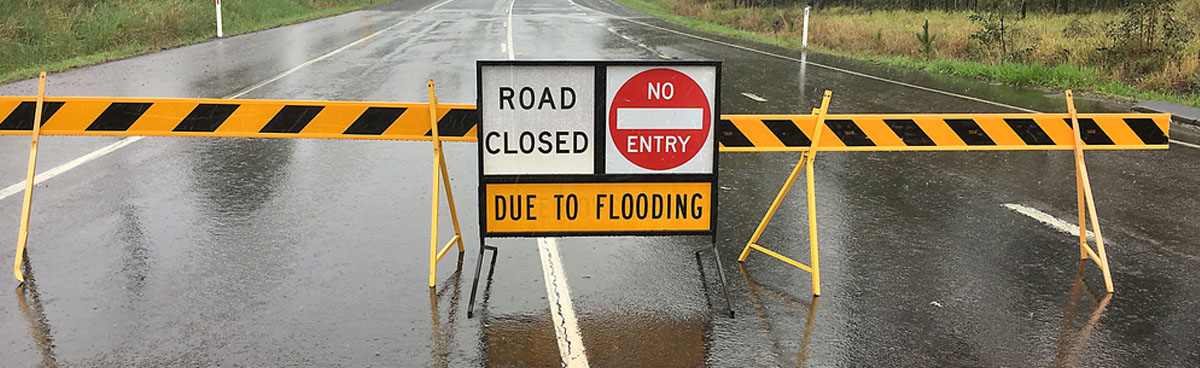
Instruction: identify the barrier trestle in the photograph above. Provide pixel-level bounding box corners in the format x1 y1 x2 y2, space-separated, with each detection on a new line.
5 73 471 287
731 89 1170 297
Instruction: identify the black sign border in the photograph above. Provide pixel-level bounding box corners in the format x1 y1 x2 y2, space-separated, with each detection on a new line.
476 60 721 238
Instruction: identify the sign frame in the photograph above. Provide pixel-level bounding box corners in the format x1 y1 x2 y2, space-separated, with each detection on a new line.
476 60 722 238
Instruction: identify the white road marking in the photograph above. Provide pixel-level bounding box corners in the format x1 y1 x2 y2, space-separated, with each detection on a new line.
0 137 142 201
506 0 516 60
537 238 590 368
1172 139 1200 149
1003 203 1094 240
741 92 767 102
613 16 1200 149
602 26 670 59
500 42 507 53
507 0 589 364
0 0 458 203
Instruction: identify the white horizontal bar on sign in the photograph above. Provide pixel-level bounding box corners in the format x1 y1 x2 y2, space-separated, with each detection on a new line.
615 108 704 129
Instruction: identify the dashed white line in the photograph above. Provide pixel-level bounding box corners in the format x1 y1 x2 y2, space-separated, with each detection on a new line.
506 0 516 60
0 0 456 203
1003 203 1094 240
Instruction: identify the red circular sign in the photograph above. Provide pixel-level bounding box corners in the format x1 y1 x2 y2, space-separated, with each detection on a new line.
609 69 711 171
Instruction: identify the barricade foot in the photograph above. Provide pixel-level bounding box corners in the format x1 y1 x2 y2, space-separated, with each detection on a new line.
694 243 735 318
467 244 498 319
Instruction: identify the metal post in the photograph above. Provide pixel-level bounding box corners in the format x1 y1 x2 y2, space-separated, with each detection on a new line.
13 72 46 284
216 0 224 38
802 7 810 48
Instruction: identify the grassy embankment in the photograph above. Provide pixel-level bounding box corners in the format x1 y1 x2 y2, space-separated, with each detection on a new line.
0 0 384 83
613 0 1200 107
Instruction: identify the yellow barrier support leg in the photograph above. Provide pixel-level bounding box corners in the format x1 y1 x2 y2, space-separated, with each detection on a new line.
13 72 46 284
804 91 831 297
428 80 443 288
737 91 832 297
1066 90 1114 293
427 79 466 289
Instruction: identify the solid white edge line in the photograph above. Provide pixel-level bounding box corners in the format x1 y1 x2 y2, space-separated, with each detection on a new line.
1 0 458 202
1003 203 1094 239
537 238 590 368
0 137 143 201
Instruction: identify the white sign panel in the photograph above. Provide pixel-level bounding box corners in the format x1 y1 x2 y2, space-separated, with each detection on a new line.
480 65 595 175
605 65 716 174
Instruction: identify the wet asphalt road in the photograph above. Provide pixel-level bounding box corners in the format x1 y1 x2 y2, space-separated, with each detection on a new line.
2 0 1200 366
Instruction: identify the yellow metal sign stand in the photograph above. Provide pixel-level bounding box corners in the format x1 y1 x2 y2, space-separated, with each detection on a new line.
12 72 46 284
737 90 832 296
1066 90 1114 293
426 80 466 288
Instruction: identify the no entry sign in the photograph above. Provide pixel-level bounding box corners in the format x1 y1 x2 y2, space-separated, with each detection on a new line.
478 61 720 237
606 67 715 174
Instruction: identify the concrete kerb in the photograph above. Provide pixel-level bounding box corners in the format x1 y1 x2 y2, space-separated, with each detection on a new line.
1134 100 1200 128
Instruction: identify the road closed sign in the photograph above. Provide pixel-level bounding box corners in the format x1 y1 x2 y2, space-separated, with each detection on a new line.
478 61 720 236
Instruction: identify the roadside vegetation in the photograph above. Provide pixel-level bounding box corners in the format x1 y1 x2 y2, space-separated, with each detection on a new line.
614 0 1200 107
0 0 384 83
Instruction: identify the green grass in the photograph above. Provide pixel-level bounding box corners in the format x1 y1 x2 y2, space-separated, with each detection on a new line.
0 0 383 84
613 0 1200 108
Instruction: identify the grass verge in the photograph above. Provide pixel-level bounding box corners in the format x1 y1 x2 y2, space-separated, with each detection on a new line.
0 0 385 84
612 0 1200 108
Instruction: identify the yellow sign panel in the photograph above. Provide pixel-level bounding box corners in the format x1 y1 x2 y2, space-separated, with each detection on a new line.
485 182 712 234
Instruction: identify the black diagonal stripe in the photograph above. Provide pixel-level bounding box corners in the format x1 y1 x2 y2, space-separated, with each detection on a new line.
260 105 323 134
884 119 935 146
344 107 406 135
945 118 995 145
1124 118 1168 144
718 119 753 147
762 119 811 147
424 108 478 137
87 102 152 131
0 101 65 130
825 119 874 146
1063 118 1114 145
1004 118 1054 145
174 104 239 132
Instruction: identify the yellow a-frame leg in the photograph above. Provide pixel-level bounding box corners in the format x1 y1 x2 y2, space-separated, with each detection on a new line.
427 80 465 288
13 72 47 284
1065 90 1114 293
738 91 832 296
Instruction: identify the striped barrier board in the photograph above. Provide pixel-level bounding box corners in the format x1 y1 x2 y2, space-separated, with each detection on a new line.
0 97 477 141
719 114 1171 151
0 97 1170 150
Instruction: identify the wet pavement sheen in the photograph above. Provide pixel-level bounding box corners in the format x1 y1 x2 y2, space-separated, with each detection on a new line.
2 0 1199 366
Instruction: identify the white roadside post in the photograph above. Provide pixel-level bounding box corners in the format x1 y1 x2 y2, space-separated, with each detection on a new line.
802 6 810 48
216 0 224 38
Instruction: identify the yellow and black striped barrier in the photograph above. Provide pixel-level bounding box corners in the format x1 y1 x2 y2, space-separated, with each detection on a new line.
2 97 1170 151
0 97 477 141
719 113 1170 151
2 79 1172 302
